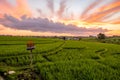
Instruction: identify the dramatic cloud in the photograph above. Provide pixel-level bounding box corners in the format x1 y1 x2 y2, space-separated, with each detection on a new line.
81 0 120 23
0 25 5 30
0 0 119 36
109 17 120 24
57 0 67 19
46 0 54 14
0 0 32 18
85 6 120 22
80 0 103 19
0 14 108 35
15 0 32 17
0 0 14 15
95 1 120 13
0 13 4 18
112 21 120 24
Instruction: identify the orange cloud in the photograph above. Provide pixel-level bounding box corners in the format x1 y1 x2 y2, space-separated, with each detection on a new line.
84 6 120 23
0 0 120 36
81 1 120 24
0 0 32 19
0 13 4 18
0 0 14 16
95 1 120 13
111 21 120 24
14 0 32 17
106 30 120 36
80 0 103 19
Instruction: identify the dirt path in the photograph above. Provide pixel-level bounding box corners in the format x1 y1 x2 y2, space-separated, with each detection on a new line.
0 76 4 80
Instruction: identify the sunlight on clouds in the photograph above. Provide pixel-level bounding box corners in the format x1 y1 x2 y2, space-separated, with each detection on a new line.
58 20 120 30
0 0 120 36
0 0 32 19
106 30 120 36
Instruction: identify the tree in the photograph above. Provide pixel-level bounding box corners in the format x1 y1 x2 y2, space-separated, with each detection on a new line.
97 33 106 40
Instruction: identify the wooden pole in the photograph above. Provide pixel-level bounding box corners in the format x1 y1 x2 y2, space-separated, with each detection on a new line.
27 41 34 69
30 50 33 69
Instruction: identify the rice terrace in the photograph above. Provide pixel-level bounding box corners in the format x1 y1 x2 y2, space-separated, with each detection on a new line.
0 36 120 80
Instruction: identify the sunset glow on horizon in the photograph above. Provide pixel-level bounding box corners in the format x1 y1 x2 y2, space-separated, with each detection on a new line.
0 0 120 36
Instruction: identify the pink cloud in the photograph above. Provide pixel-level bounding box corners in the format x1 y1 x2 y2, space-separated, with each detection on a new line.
0 0 32 18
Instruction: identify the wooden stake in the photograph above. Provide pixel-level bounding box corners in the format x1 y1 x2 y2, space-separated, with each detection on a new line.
30 50 33 69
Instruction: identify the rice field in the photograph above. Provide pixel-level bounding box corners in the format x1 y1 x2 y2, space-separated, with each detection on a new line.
0 36 120 80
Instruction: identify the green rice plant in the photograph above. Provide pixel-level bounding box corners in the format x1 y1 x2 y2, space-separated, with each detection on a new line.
0 36 120 80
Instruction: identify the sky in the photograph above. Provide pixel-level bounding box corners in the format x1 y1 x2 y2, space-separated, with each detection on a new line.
0 0 120 36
